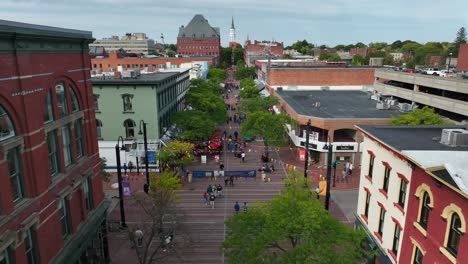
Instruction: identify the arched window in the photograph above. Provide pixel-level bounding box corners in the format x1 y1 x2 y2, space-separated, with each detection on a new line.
447 213 462 256
44 90 54 123
55 82 69 118
419 192 431 228
123 119 135 139
96 119 102 139
69 85 80 112
0 105 15 141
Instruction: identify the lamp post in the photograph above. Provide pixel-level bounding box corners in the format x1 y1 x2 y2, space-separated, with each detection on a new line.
304 120 311 181
448 52 453 70
115 136 127 228
322 136 333 211
139 120 149 186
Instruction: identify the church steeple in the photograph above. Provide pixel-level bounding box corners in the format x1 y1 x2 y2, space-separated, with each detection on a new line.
231 16 235 29
229 16 236 43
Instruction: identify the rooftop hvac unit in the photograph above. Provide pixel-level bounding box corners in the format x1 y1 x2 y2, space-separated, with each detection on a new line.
376 102 390 110
399 103 412 112
321 86 330 91
441 129 468 146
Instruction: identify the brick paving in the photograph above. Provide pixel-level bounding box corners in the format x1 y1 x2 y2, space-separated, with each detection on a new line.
105 70 359 263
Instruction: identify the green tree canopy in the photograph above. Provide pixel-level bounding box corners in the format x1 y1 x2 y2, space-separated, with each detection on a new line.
351 54 365 65
237 96 279 115
318 52 342 62
208 67 227 83
158 141 195 170
239 78 260 98
240 111 291 147
235 66 256 80
286 40 314 54
390 106 453 125
223 170 369 263
171 110 217 141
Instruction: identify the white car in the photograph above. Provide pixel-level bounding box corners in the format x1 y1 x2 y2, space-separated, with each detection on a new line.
423 68 442 75
439 70 456 77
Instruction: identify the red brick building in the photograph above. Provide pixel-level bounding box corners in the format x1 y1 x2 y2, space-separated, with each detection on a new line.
400 163 468 264
457 44 468 71
244 40 284 67
350 47 377 57
91 52 217 72
0 20 109 263
176 14 220 61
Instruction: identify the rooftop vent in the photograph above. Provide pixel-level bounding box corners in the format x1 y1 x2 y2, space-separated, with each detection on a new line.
440 129 468 147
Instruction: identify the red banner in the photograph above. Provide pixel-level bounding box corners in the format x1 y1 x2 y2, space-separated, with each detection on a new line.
298 149 306 162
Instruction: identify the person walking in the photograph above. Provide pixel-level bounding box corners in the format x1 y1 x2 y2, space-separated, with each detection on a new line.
134 227 144 247
209 193 216 209
234 202 240 214
234 131 238 141
229 176 234 187
241 151 245 163
242 202 248 212
217 184 223 197
203 192 209 205
207 184 213 194
224 176 229 187
123 162 128 174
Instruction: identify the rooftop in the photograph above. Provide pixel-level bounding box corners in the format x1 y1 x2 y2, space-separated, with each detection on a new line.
91 72 180 84
357 125 468 195
276 90 401 119
178 14 220 38
0 19 92 39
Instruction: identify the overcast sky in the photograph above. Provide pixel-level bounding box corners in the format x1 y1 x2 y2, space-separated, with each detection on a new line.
1 0 467 47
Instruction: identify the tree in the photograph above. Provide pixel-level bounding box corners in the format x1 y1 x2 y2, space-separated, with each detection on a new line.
237 96 279 115
455 27 467 45
171 110 217 141
99 157 111 182
351 54 364 65
319 52 342 62
158 141 195 171
130 170 190 264
223 170 369 263
390 106 454 125
240 111 292 148
235 66 256 80
208 67 227 83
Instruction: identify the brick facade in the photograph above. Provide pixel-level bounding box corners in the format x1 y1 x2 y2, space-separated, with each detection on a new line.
176 37 220 58
399 166 468 264
268 68 375 86
457 44 468 72
91 52 216 72
0 21 109 263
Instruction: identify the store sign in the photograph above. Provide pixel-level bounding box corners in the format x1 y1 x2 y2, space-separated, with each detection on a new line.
336 145 354 151
299 149 306 161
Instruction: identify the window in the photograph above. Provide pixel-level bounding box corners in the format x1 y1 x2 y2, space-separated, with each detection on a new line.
47 130 59 175
8 147 25 203
44 90 54 123
398 179 407 207
60 198 71 239
96 119 102 139
62 126 73 166
69 86 80 112
93 94 99 111
75 119 84 158
364 192 370 218
0 105 15 140
0 249 12 264
392 225 401 255
368 154 375 178
378 207 386 236
25 227 39 264
55 82 68 118
83 177 93 211
122 94 133 112
419 192 430 229
123 119 135 138
413 246 423 264
382 166 390 192
446 213 462 256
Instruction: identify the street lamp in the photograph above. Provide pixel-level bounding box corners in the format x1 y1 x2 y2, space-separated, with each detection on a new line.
139 120 149 186
115 136 127 228
322 136 333 212
304 120 311 181
448 52 453 70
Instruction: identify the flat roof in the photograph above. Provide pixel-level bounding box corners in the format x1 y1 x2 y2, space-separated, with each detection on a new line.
0 19 92 39
276 90 401 119
92 72 179 84
357 125 468 151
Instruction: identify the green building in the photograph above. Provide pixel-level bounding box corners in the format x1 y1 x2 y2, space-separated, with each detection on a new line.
92 69 190 168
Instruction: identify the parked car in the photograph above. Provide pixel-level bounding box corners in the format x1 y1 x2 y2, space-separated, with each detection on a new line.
439 69 456 77
423 68 442 75
403 69 415 73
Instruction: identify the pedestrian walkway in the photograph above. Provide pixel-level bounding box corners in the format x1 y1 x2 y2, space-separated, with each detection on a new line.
105 67 357 263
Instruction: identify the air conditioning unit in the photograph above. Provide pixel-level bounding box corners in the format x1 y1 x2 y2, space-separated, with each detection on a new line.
441 129 468 146
399 103 412 112
376 102 390 110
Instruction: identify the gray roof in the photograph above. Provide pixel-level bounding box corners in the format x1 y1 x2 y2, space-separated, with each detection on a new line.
0 19 92 39
178 14 220 38
92 72 178 84
276 90 402 119
357 125 468 151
